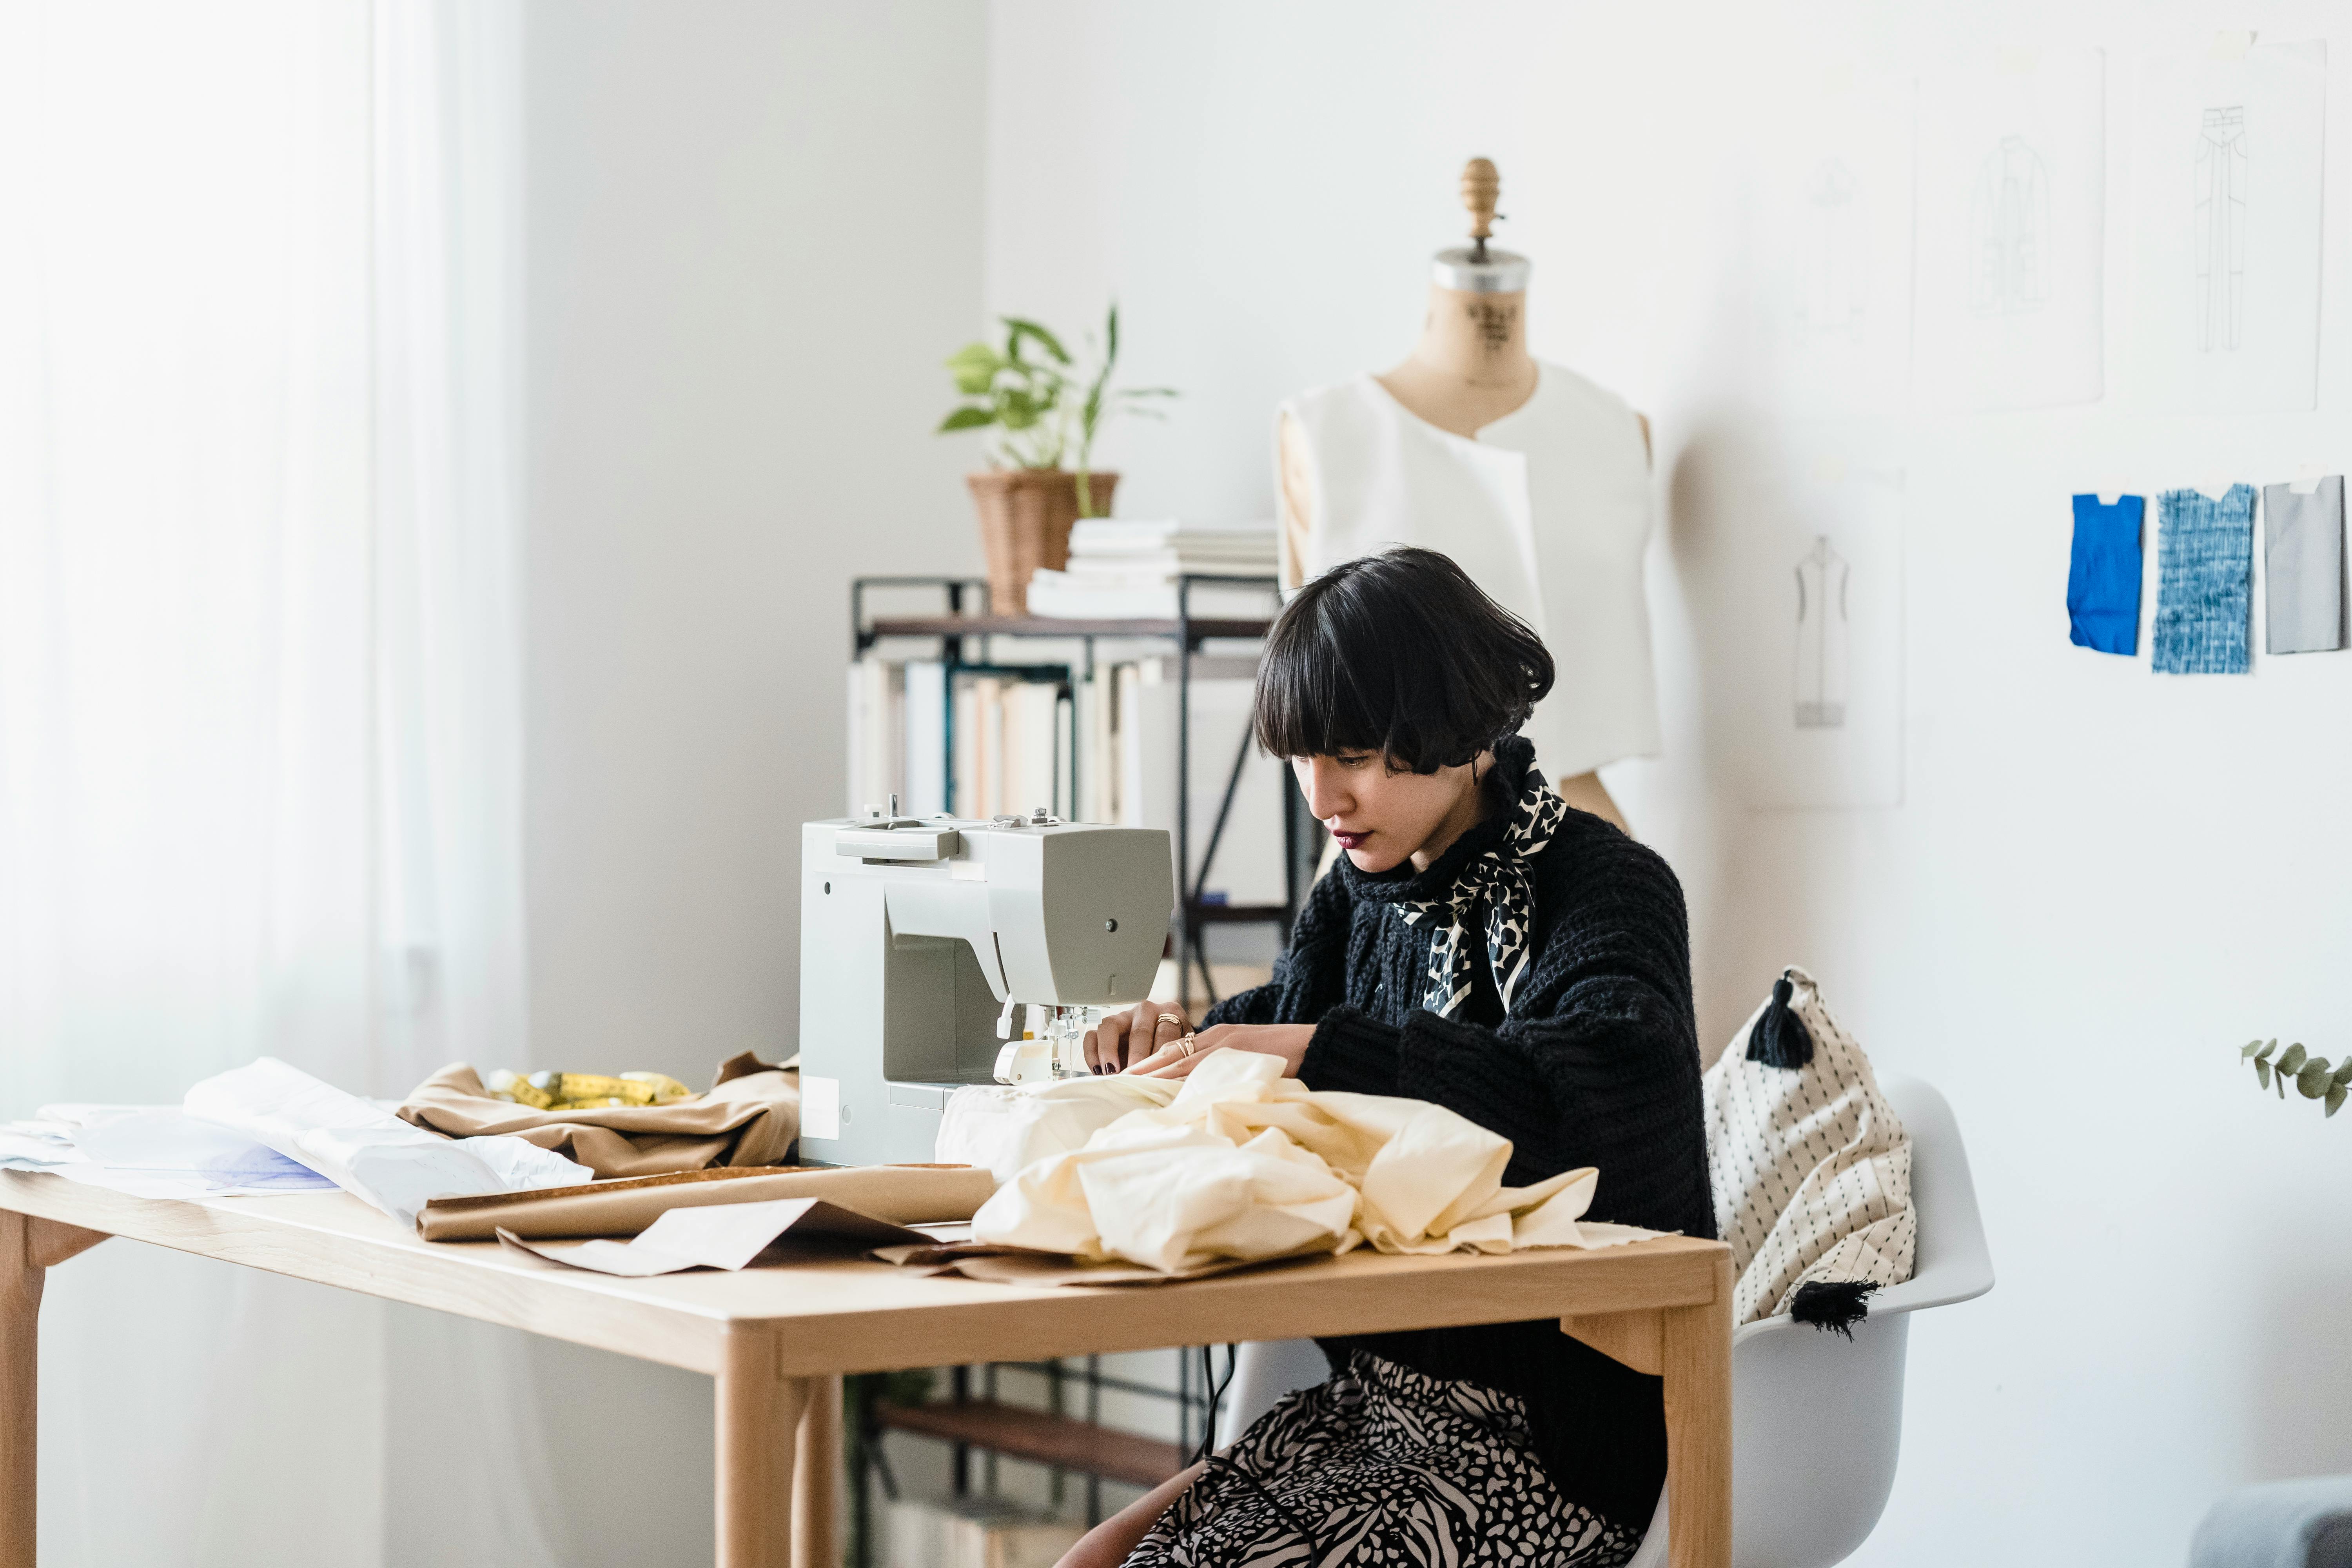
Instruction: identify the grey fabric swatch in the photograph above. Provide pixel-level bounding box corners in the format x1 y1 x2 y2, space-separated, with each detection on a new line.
2263 477 2346 654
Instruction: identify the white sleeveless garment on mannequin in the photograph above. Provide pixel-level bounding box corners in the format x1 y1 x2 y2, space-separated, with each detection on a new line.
1278 364 1661 779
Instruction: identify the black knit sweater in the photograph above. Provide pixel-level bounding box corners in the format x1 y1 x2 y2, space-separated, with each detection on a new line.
1203 737 1713 1531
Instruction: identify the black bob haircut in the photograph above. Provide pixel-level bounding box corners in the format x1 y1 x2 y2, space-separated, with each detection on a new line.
1252 545 1555 773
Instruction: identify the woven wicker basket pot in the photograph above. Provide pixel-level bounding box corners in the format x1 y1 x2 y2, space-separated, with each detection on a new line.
965 470 1118 615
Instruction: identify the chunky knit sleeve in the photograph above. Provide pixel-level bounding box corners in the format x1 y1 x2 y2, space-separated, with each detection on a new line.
1200 869 1354 1029
1315 829 1712 1238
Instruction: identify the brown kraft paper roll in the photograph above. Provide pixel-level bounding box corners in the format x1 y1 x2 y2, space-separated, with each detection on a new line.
415 1163 997 1243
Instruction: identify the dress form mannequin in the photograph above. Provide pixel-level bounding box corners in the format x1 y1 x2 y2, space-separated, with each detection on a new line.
1279 160 1645 833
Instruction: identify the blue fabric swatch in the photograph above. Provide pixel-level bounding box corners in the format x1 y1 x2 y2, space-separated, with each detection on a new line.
2068 494 2144 655
2153 485 2256 674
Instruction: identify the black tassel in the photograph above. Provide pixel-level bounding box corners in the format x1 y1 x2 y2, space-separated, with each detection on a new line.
1744 972 1814 1069
1789 1279 1879 1338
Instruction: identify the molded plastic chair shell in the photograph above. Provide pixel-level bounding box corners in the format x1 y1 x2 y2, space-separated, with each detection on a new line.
1217 1074 1993 1568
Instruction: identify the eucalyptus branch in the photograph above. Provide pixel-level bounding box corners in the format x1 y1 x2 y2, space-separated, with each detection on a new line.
2239 1038 2352 1117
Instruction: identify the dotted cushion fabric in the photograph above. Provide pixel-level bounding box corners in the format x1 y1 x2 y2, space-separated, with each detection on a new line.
1703 966 1915 1326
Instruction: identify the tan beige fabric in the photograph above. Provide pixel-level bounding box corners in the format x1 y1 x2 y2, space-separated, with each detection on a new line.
397 1052 800 1178
416 1161 995 1241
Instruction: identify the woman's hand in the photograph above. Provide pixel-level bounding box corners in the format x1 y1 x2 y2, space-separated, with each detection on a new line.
1130 1022 1316 1080
1083 1002 1197 1074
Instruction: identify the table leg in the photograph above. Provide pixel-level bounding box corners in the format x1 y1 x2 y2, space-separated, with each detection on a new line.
2 1213 41 1568
791 1374 841 1568
1658 1252 1734 1568
717 1324 812 1568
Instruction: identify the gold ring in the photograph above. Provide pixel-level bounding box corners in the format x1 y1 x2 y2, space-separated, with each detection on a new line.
1158 1013 1186 1028
1174 1034 1199 1058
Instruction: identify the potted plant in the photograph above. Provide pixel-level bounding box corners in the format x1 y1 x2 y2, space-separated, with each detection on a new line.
938 304 1173 614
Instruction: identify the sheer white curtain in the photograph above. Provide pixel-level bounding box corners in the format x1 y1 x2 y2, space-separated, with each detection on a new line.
0 2 557 1563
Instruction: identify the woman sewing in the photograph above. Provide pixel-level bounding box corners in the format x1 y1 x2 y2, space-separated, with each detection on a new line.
1065 546 1713 1568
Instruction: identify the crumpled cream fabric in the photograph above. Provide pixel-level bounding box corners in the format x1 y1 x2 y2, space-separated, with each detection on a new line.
937 1073 1175 1184
968 1051 1654 1274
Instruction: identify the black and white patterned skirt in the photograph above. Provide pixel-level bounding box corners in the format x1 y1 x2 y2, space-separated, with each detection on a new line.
1123 1350 1644 1568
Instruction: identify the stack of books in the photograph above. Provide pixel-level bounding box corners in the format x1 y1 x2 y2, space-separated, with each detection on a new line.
1025 519 1278 619
845 654 1287 908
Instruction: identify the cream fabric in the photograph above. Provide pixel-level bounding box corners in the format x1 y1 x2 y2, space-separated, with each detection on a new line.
1705 966 1916 1326
937 1072 1178 1183
969 1051 1652 1274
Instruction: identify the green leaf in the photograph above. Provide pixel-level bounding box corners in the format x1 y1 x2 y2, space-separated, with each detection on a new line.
1118 386 1182 399
2299 1062 2334 1098
2329 1086 2346 1117
2257 1039 2278 1062
1001 316 1072 365
2333 1058 2352 1087
2256 1060 2273 1089
936 405 996 433
944 343 1002 395
2279 1044 2308 1074
2242 1039 2266 1058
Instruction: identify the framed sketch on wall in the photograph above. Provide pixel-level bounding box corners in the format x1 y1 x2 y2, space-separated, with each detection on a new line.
2123 38 2327 413
1717 461 1907 811
1752 63 1916 413
1913 47 2106 410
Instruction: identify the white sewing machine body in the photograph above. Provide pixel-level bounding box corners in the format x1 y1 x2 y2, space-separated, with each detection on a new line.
796 812 1174 1168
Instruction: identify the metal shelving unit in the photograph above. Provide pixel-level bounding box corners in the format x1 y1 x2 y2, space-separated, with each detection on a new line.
851 575 1313 1008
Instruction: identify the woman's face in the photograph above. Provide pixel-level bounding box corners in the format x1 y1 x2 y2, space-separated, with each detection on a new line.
1293 750 1482 874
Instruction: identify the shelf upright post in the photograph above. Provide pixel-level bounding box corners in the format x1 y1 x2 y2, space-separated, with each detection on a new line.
1175 578 1194 1013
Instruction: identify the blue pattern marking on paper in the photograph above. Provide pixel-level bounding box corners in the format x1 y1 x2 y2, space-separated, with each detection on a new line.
2153 485 2255 675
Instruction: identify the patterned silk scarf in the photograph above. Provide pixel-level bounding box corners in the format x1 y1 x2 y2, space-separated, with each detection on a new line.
1393 761 1569 1016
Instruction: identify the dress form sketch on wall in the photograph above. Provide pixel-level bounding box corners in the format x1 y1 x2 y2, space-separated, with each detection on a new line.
1793 536 1851 729
1969 136 2051 316
1275 158 1661 835
2194 105 2247 351
1798 158 1867 338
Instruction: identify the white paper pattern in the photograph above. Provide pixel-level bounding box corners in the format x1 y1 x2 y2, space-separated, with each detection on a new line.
2125 40 2327 412
1915 48 2106 409
1720 463 1906 810
1753 65 1916 411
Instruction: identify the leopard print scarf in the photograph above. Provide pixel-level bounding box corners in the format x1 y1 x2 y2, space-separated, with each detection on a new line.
1392 760 1568 1016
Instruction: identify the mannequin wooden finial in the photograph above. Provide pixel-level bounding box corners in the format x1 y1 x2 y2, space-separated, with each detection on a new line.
1461 158 1500 259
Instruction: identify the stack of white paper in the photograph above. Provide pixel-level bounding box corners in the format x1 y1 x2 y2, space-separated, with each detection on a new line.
184 1058 590 1227
1 1107 339 1199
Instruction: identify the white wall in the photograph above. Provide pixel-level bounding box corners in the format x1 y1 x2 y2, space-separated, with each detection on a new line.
987 3 2352 1563
518 4 987 1558
524 0 987 1083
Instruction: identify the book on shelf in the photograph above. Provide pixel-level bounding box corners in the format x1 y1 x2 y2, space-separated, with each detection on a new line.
1024 517 1279 621
846 654 1286 907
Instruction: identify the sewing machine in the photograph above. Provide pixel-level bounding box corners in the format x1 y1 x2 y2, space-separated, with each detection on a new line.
795 806 1174 1168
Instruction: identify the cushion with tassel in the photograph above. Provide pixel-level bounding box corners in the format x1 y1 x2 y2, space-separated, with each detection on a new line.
1704 965 1916 1333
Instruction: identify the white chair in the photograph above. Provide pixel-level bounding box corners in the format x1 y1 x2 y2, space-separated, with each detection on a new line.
1218 1074 1994 1568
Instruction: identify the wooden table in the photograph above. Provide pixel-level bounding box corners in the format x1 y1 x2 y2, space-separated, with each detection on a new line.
0 1171 1733 1567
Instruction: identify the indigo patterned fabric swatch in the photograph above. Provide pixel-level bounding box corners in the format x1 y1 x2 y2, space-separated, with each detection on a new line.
2067 494 2144 655
2153 485 2255 674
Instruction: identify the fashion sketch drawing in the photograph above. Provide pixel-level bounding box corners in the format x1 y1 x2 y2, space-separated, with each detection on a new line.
1794 536 1850 729
2194 105 2247 351
1969 136 2051 316
1798 158 1868 338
